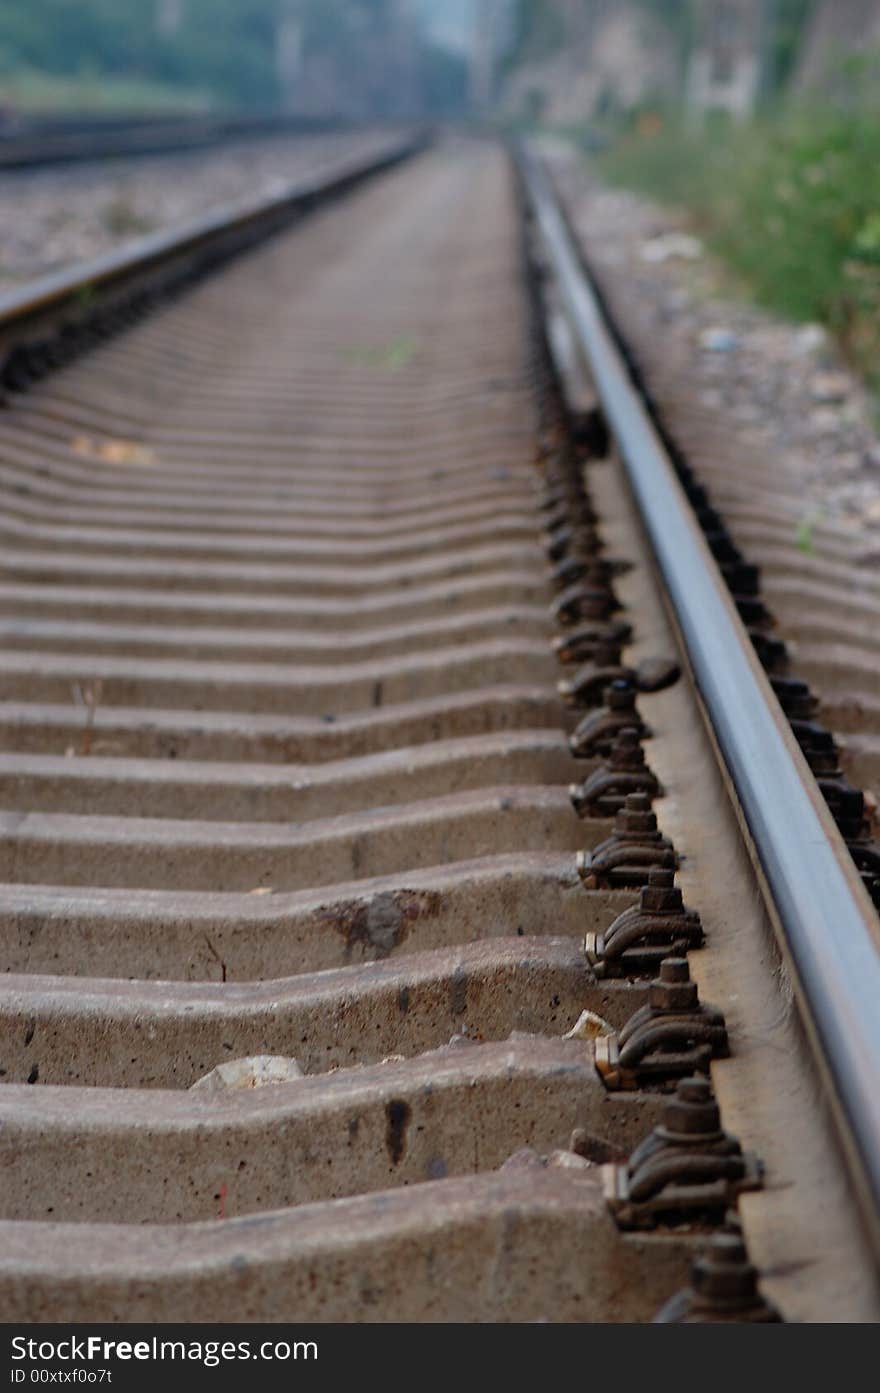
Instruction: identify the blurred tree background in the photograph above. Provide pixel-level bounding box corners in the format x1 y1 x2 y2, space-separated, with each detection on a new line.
0 0 471 115
498 1 880 388
0 2 875 121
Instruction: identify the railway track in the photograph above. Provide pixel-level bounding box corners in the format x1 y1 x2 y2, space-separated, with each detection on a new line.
0 112 345 170
546 157 880 893
0 133 878 1324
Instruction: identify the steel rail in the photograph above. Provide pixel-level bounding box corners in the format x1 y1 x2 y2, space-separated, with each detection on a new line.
0 132 426 337
520 146 880 1246
0 112 349 170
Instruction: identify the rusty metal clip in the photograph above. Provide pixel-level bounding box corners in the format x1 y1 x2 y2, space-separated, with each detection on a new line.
570 728 660 820
653 1234 782 1323
595 958 728 1089
557 643 634 707
545 524 601 563
748 629 788 674
553 618 632 666
552 577 620 626
538 490 580 519
720 560 761 595
770 677 818 720
584 867 703 978
796 730 880 858
569 680 647 757
698 522 743 566
577 791 675 888
549 552 605 591
825 787 868 841
547 548 635 588
796 724 837 764
570 405 610 457
790 718 829 749
537 475 584 512
604 1077 762 1230
846 832 880 877
543 499 597 533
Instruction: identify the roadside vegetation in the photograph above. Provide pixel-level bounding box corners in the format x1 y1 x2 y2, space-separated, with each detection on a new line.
599 97 880 388
0 69 212 115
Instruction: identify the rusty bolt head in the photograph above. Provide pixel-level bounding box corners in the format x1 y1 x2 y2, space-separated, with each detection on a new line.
641 866 683 913
659 958 689 982
609 728 646 769
649 957 699 1012
805 746 840 776
546 525 599 562
736 596 771 627
809 728 838 754
552 584 616 624
771 677 817 719
606 680 636 711
826 781 865 822
722 561 761 596
805 740 841 778
707 532 740 564
660 1076 723 1141
540 488 579 513
689 487 711 513
656 1235 781 1321
614 794 658 837
584 559 613 583
691 1235 761 1305
545 522 574 546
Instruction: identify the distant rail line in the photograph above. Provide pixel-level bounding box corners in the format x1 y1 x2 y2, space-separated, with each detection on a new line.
0 111 349 169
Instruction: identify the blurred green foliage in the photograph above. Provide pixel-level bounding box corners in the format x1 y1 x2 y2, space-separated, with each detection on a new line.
0 0 466 113
0 69 211 114
767 0 817 95
0 0 278 106
600 98 880 385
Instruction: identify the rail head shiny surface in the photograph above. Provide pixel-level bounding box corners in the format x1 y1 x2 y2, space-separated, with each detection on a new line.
520 146 880 1239
0 133 425 330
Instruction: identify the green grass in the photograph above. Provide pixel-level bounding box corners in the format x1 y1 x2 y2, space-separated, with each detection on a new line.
598 108 880 387
341 337 420 371
0 67 213 115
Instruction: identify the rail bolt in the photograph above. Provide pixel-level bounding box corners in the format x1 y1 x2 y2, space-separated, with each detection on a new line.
596 954 728 1090
654 1234 782 1323
577 792 676 889
571 728 661 822
584 865 702 978
604 1077 762 1230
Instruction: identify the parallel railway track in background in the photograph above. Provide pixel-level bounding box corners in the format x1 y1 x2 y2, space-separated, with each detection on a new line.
0 112 349 169
0 133 878 1322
